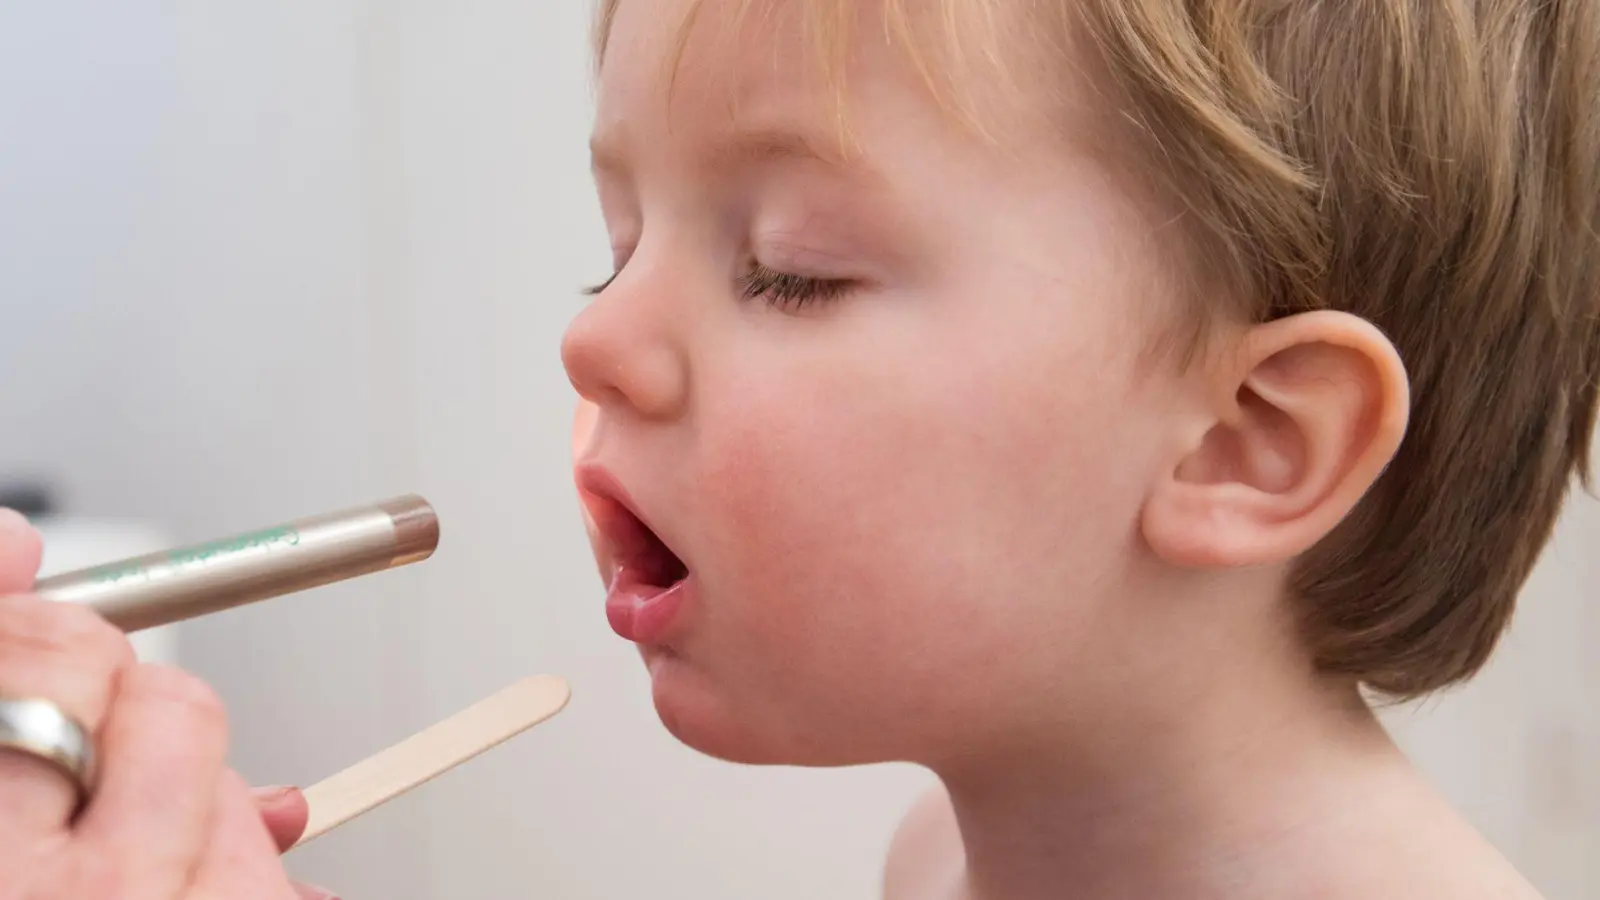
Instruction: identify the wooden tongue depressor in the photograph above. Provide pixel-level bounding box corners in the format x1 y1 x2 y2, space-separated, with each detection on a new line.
294 674 571 848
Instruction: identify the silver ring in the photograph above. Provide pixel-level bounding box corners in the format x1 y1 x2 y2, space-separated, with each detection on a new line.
0 696 96 812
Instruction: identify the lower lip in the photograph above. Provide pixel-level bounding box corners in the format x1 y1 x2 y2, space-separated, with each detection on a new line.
605 567 691 644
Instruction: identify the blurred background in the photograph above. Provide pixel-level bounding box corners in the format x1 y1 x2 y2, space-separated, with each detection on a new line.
0 3 1593 898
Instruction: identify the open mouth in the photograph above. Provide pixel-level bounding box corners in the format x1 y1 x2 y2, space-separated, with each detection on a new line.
577 468 694 644
608 500 689 590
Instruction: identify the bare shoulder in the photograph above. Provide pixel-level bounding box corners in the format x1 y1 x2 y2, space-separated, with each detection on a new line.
882 782 964 900
1380 825 1547 900
1299 785 1548 900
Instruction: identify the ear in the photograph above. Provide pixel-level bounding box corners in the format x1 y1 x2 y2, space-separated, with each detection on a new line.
1142 311 1410 569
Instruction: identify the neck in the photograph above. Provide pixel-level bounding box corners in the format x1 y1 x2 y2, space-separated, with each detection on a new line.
930 595 1422 900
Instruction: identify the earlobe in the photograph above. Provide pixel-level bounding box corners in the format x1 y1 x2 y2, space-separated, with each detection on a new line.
1143 311 1410 569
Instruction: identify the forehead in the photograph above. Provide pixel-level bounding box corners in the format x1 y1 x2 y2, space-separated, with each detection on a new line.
591 0 1088 165
594 0 864 159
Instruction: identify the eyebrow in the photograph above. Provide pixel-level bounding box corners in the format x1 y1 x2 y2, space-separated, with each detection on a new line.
589 125 872 181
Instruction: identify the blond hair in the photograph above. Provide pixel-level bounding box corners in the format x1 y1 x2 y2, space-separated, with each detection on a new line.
593 0 1600 699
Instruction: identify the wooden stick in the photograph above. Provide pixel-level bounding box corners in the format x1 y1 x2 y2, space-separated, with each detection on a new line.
293 674 571 847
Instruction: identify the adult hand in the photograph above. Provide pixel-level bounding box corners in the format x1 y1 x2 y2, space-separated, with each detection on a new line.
254 784 310 853
0 508 337 900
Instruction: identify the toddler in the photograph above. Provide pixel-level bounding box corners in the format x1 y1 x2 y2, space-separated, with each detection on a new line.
563 1 1599 897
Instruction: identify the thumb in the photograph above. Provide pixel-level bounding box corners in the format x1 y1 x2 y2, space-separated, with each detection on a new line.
253 785 309 853
0 508 43 594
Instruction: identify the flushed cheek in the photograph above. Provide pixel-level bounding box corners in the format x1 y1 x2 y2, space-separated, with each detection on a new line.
682 425 951 674
667 303 1159 747
684 384 1079 705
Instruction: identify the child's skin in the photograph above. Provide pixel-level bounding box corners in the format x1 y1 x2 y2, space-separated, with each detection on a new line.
563 2 1545 898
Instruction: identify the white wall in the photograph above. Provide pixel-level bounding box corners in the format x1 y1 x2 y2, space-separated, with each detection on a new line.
0 4 1594 899
0 3 428 896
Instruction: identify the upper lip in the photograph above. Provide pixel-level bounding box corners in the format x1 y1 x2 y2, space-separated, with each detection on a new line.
574 463 682 570
575 463 650 528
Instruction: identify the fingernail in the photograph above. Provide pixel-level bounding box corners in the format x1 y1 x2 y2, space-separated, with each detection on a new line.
253 785 298 803
299 885 341 900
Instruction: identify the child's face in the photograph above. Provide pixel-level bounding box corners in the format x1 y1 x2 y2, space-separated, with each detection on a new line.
564 1 1197 765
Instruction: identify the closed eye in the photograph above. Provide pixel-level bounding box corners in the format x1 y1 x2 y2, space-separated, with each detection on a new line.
582 263 854 312
738 263 852 311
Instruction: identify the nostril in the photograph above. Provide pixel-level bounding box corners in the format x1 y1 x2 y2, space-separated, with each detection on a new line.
559 310 610 400
560 308 690 421
561 324 641 415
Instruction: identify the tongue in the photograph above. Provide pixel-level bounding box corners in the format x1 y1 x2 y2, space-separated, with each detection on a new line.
605 563 688 644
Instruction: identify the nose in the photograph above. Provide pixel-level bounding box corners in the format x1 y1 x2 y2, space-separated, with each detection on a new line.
560 274 691 421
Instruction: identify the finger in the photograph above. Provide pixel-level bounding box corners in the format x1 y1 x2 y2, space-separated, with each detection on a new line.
294 882 342 900
189 771 302 900
75 664 230 895
0 507 44 593
253 785 309 853
0 595 134 837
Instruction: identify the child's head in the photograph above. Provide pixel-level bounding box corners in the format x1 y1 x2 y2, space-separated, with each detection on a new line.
563 0 1599 767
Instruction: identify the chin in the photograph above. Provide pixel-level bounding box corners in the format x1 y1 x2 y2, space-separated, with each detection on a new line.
640 645 890 767
642 646 792 764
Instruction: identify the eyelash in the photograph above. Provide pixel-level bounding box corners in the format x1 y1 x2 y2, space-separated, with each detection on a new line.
737 263 851 310
582 263 851 312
